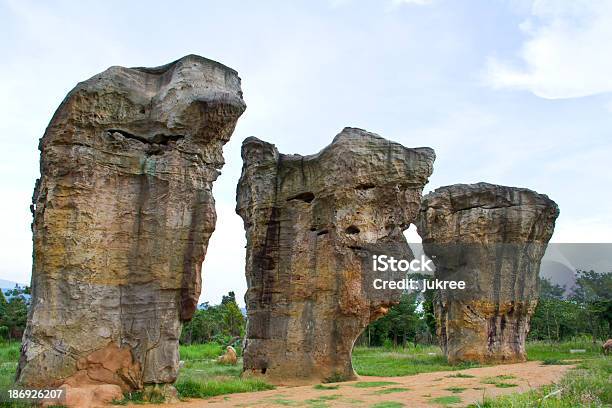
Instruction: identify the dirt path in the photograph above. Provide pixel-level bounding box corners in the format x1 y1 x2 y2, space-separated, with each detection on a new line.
132 361 572 408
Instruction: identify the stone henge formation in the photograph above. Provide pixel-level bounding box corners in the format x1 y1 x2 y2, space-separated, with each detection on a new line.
17 55 245 395
417 183 559 364
236 128 435 384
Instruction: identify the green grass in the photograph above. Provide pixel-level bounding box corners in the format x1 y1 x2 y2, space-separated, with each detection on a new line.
526 340 601 361
541 358 572 365
481 375 516 384
304 394 342 407
352 345 479 377
445 387 466 393
266 397 301 406
370 402 405 408
323 371 348 383
174 342 273 399
351 339 600 379
430 395 462 405
493 383 518 388
0 342 20 393
481 374 519 388
351 381 397 388
0 402 41 408
372 387 409 394
112 391 147 405
175 378 272 398
179 343 225 360
446 372 475 378
313 383 340 390
468 357 611 407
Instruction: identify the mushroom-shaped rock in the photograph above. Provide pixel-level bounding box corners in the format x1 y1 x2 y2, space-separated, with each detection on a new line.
236 128 435 384
416 183 559 364
17 55 246 397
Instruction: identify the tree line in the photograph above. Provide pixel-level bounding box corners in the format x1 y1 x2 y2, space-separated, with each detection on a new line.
358 269 611 348
529 270 611 342
0 269 609 346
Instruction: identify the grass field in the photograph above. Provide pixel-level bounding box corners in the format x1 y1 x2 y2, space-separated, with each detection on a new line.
352 344 478 376
0 340 608 406
172 343 273 399
0 342 20 395
352 340 603 377
468 357 611 407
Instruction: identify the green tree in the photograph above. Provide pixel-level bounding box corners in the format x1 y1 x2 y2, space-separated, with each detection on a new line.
529 272 611 341
180 292 245 345
222 298 245 338
539 277 565 300
570 270 611 340
361 289 429 348
0 290 7 321
0 287 29 341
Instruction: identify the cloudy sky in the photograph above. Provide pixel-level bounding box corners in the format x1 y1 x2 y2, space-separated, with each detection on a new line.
1 0 611 306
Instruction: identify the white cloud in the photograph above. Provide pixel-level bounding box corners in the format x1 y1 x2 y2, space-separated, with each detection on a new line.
484 0 612 99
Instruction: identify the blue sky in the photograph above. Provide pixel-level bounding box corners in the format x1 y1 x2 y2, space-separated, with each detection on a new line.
1 0 611 306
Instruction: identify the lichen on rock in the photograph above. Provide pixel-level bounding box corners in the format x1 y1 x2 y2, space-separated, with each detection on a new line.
236 128 435 384
17 55 245 401
417 182 559 364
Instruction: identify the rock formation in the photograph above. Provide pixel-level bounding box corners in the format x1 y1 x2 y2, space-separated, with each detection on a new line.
236 128 435 384
416 183 559 364
18 55 245 401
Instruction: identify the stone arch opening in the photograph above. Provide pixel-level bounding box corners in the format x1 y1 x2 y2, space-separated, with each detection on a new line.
350 223 438 373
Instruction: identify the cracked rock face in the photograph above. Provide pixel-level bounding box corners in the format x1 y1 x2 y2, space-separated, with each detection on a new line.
17 55 245 393
236 128 435 384
417 183 559 364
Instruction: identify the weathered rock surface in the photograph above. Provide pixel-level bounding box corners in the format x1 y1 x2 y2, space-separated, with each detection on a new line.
18 55 245 399
417 183 559 364
236 128 435 384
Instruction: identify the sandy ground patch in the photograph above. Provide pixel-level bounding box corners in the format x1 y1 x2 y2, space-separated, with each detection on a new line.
129 361 572 407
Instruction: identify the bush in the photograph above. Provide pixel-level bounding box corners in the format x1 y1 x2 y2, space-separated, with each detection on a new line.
0 327 8 340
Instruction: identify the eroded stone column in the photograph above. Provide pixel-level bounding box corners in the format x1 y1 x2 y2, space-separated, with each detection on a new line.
416 183 559 364
18 55 245 398
236 128 435 384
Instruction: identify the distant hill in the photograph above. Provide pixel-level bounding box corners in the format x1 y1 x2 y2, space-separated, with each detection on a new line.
0 279 27 290
539 260 577 295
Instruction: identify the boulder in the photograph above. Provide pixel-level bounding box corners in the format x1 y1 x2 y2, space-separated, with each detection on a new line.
417 183 559 363
236 128 435 384
218 346 238 365
17 55 245 394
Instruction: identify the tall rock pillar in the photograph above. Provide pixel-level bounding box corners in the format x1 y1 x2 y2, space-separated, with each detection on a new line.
18 55 245 398
417 183 559 364
236 128 435 384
